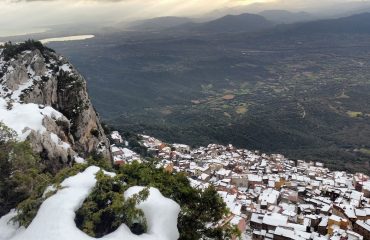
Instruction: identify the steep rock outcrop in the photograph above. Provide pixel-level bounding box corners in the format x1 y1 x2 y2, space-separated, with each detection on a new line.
0 42 110 170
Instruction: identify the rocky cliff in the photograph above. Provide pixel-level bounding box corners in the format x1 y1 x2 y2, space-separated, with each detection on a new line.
0 41 110 171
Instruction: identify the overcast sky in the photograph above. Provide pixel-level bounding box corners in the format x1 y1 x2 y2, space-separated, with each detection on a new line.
0 0 368 37
1 0 264 32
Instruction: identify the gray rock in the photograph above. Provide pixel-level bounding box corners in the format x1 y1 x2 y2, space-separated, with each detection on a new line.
0 47 111 170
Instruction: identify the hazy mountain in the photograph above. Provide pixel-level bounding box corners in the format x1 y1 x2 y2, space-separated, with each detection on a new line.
174 13 274 33
283 12 370 34
127 17 193 31
335 3 370 17
204 0 370 20
258 10 314 24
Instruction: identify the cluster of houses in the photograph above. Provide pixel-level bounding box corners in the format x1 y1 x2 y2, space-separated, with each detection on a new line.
110 131 370 240
110 131 141 164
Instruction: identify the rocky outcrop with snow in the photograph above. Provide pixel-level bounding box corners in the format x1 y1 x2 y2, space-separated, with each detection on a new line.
0 44 110 171
0 166 180 240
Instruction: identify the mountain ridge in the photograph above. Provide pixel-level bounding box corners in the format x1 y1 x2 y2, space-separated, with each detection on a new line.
166 13 274 33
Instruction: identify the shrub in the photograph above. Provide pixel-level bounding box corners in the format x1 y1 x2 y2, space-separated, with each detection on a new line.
0 140 52 219
117 161 235 240
0 121 16 143
1 39 54 61
75 170 149 237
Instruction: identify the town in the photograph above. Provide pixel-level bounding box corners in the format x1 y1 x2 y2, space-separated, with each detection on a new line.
110 131 370 240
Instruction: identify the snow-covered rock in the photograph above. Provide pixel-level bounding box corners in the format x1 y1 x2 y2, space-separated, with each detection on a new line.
0 44 111 168
0 98 63 141
0 166 180 240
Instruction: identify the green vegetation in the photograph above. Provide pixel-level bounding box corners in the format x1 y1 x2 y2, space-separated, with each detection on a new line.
0 39 54 61
116 161 239 240
0 122 104 227
75 170 149 237
0 123 52 219
14 161 98 228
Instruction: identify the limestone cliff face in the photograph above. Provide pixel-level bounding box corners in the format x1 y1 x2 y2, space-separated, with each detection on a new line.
0 44 110 170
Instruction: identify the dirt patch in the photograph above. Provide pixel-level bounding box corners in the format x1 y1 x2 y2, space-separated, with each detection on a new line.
222 94 235 100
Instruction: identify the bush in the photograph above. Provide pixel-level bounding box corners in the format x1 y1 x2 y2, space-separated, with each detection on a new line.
74 161 235 239
1 39 54 61
75 170 149 237
117 161 235 240
0 122 16 143
0 140 51 219
86 152 112 171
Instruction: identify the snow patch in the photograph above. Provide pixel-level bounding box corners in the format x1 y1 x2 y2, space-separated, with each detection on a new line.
125 187 180 240
73 156 86 164
0 99 65 140
50 133 71 149
60 64 72 73
42 185 57 198
0 166 180 240
0 210 25 240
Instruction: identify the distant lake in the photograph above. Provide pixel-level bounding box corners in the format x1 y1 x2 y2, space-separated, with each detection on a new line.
40 35 95 44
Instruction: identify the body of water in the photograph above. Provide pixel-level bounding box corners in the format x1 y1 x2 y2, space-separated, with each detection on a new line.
40 35 95 44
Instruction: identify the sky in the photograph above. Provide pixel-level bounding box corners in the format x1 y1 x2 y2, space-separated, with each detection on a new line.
0 0 368 37
0 0 267 35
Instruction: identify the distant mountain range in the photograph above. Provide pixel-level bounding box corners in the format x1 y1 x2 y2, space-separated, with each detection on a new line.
126 17 192 31
125 10 316 33
280 12 370 35
127 13 274 34
126 11 370 35
173 13 274 33
204 0 370 19
258 10 314 24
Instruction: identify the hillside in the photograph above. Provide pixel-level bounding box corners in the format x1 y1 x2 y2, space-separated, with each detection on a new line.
258 10 314 23
127 17 193 31
172 13 274 33
282 12 370 34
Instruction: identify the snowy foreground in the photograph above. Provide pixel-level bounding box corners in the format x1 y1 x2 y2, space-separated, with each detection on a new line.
0 166 180 240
